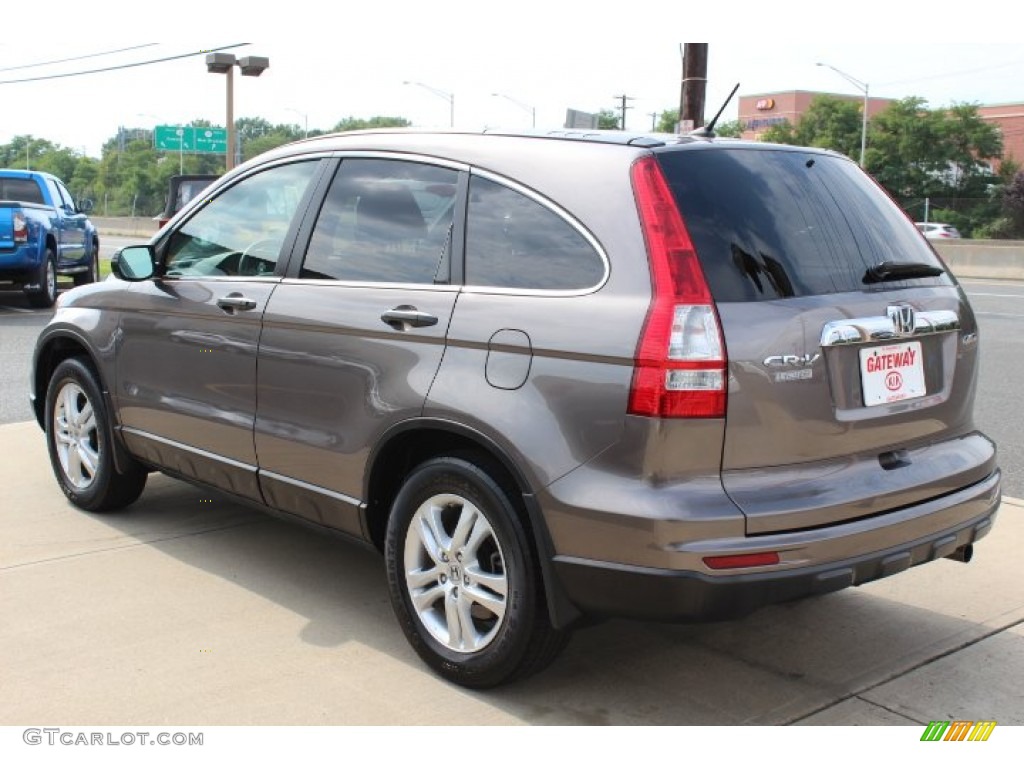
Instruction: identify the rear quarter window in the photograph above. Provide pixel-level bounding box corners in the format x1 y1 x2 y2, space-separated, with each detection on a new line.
656 148 951 301
465 175 605 291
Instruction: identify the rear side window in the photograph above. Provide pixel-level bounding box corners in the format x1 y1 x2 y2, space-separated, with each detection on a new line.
0 178 45 204
301 159 458 284
656 148 951 301
465 176 605 290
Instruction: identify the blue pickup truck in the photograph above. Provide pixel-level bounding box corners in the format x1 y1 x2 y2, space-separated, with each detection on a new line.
0 170 99 308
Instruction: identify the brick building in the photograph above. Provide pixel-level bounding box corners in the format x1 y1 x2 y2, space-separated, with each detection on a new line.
738 90 1024 170
738 90 894 140
977 102 1024 167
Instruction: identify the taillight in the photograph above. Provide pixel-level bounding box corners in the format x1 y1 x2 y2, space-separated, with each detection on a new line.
13 212 28 243
628 155 726 418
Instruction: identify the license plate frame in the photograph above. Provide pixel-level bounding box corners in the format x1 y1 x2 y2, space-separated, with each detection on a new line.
859 341 926 406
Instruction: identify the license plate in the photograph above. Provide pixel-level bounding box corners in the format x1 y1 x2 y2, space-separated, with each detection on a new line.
860 341 926 406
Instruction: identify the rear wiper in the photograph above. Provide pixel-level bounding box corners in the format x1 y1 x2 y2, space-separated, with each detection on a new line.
863 261 945 284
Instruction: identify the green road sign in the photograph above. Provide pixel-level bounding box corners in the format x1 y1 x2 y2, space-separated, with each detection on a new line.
153 125 228 154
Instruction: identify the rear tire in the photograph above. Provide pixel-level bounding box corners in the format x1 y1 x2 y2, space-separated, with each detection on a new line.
385 456 568 688
44 357 147 512
26 248 58 308
73 242 100 286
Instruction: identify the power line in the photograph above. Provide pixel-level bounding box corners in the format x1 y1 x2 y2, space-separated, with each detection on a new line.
0 44 159 73
878 57 1024 88
0 44 249 86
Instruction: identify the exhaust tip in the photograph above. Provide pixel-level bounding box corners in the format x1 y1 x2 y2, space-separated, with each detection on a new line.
946 544 974 563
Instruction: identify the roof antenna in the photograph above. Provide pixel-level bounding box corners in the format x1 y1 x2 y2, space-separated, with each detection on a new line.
689 82 740 138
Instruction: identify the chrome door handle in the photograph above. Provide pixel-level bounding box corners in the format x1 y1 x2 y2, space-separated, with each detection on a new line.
380 305 438 329
216 293 258 312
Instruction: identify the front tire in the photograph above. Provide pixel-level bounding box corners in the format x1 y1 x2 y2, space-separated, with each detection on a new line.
74 242 100 286
44 357 147 512
385 456 568 688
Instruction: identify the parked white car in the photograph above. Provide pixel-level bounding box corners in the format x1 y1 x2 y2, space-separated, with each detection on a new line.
916 222 962 239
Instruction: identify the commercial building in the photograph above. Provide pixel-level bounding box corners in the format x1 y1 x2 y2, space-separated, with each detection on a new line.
738 90 1024 169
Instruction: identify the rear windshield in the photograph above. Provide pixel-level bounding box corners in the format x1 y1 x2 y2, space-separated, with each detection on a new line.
0 178 45 205
656 147 951 301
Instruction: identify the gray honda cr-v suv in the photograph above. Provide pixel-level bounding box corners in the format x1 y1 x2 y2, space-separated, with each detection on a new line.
32 129 1001 688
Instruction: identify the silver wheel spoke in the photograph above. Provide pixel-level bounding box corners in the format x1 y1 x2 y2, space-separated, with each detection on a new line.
456 598 479 651
67 445 84 482
465 565 507 597
450 503 479 552
78 401 95 433
444 593 463 647
406 565 442 589
412 583 445 613
463 515 491 561
463 584 506 620
78 443 99 478
413 514 446 566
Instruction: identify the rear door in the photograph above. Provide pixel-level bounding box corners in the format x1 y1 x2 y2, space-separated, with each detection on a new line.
657 146 995 534
254 157 462 534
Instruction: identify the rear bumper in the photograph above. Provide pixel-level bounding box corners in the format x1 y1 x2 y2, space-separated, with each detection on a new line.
552 470 1001 622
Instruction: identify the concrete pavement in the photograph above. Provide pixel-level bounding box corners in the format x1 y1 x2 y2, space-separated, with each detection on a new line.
1 419 1021 725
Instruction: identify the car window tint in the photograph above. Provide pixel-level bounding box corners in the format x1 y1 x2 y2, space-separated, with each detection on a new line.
165 162 317 278
56 181 76 210
465 176 604 290
301 159 458 284
657 148 951 302
0 178 45 204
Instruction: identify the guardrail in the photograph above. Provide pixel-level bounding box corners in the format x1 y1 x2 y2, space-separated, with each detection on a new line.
90 217 1024 282
932 240 1024 280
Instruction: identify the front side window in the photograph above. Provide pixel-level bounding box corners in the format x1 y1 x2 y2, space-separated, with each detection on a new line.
301 159 459 284
165 161 318 277
465 176 605 291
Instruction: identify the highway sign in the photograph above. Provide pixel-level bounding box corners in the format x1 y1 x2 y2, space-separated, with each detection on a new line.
153 125 227 154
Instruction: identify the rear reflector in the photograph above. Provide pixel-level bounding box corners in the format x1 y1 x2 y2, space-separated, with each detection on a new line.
703 552 780 570
628 156 726 418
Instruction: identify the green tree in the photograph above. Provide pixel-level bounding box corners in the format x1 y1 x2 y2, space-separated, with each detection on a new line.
655 109 678 133
597 109 620 130
758 96 862 158
331 116 411 132
714 119 744 138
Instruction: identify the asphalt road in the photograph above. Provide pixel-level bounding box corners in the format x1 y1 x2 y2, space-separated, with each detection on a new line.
3 274 1021 495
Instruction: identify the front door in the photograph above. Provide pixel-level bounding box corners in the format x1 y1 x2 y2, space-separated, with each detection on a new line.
116 160 323 500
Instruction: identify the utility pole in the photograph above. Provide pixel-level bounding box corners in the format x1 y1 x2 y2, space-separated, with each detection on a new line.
612 94 635 130
649 111 658 130
679 43 709 131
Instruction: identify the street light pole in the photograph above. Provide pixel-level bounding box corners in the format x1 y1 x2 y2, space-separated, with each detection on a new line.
285 108 309 138
491 93 536 128
816 62 870 168
206 53 270 171
404 81 455 128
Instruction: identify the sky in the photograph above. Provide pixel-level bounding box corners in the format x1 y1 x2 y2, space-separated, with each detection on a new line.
2 1 1023 158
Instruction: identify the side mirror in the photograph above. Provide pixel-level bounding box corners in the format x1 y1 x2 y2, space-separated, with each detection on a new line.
111 245 156 281
77 199 94 214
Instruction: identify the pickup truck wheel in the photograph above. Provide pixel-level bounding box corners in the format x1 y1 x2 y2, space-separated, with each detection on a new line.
45 357 147 512
73 244 100 286
26 249 58 308
385 456 568 688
